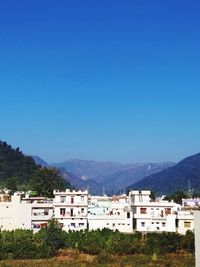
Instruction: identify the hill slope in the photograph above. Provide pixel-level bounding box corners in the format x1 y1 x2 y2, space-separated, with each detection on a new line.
0 141 70 196
59 168 103 195
105 162 175 194
128 153 200 194
32 156 49 167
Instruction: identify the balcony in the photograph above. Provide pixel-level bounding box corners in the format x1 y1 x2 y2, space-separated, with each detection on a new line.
56 213 87 219
53 201 88 206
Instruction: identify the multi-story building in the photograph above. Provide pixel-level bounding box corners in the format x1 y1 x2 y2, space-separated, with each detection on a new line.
88 194 133 233
0 193 31 231
129 190 180 233
21 195 53 232
0 193 53 232
0 189 196 235
53 189 88 231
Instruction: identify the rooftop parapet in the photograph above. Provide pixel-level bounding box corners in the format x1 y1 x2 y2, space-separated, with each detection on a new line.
53 189 88 195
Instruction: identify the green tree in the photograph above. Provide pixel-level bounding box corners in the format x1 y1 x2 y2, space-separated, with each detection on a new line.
35 220 66 254
181 230 195 253
106 232 142 255
164 191 188 204
30 168 68 197
4 177 18 194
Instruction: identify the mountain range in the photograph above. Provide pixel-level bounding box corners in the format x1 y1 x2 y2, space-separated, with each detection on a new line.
2 141 200 196
33 157 175 195
128 153 200 194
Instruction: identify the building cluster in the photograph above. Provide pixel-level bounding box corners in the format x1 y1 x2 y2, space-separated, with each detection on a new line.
0 189 197 235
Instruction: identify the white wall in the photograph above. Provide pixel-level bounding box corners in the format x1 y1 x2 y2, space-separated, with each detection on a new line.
194 211 200 267
0 202 31 231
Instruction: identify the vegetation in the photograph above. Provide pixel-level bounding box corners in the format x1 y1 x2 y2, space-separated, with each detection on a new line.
0 141 71 197
0 253 195 267
164 191 189 204
0 221 195 262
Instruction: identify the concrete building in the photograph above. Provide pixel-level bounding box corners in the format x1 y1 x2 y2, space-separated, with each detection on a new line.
88 194 133 233
176 210 194 235
53 189 88 231
0 193 31 231
0 189 196 236
0 193 53 232
182 198 200 208
21 195 53 232
129 190 180 233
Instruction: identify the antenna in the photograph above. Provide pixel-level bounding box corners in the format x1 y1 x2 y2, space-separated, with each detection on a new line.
188 179 192 198
102 185 105 196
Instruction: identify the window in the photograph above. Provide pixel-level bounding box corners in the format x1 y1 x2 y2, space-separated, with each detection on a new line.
141 222 145 227
60 208 65 216
81 208 84 214
112 223 115 227
165 208 171 215
140 208 147 214
81 196 84 202
184 221 191 228
162 222 166 227
127 212 130 219
71 197 74 204
60 196 66 203
44 210 49 215
70 209 74 217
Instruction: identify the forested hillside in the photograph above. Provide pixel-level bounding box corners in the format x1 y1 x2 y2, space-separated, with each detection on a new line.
0 141 71 197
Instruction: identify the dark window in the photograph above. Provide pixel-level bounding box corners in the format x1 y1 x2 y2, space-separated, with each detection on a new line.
60 208 65 216
70 208 74 217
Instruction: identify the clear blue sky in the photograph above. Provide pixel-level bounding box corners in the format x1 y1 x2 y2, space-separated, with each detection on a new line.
1 0 200 163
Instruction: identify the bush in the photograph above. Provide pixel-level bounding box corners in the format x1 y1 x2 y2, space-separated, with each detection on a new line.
35 220 66 254
144 232 183 255
106 232 142 255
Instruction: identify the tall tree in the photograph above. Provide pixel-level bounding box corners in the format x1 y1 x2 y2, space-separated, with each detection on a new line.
30 167 69 197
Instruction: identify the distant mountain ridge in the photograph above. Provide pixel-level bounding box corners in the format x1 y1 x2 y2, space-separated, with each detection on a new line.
32 156 49 167
50 159 175 195
51 159 128 182
105 162 175 194
128 153 200 195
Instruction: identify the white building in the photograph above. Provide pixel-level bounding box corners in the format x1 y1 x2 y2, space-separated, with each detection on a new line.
0 193 53 232
21 195 53 232
0 189 196 236
53 189 88 231
129 190 180 233
176 210 194 235
0 194 31 231
88 194 133 233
